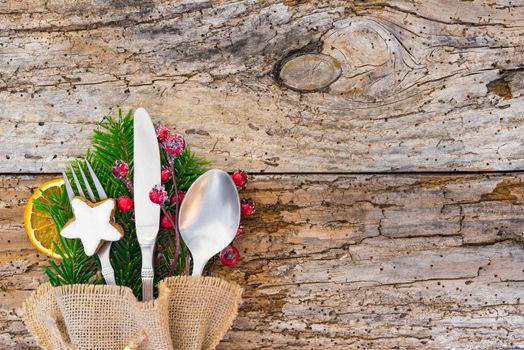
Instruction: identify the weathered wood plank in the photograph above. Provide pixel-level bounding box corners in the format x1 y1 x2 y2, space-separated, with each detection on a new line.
1 0 524 173
1 173 524 349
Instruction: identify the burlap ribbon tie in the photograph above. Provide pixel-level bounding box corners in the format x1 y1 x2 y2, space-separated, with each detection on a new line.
23 276 242 350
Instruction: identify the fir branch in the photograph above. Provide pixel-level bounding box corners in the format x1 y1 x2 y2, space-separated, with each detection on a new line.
35 108 211 299
43 237 99 286
87 109 134 198
86 109 142 297
173 147 210 191
33 184 99 286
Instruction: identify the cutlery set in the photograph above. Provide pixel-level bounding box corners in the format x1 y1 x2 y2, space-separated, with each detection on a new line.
61 108 240 300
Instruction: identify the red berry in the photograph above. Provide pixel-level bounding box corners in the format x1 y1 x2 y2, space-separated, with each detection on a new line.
117 196 133 212
112 160 129 179
156 125 169 143
165 134 185 156
170 190 185 204
149 185 168 204
235 222 245 238
161 167 172 183
231 170 248 187
160 214 174 229
220 245 240 266
240 199 256 216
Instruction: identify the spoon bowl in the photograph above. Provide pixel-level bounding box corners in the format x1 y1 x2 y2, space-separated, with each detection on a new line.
178 169 240 276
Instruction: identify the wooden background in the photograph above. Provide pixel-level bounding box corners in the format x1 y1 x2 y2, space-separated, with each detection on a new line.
1 0 524 348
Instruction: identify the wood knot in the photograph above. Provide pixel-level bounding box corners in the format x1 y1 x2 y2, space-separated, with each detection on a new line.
278 54 341 92
273 18 426 101
322 19 425 101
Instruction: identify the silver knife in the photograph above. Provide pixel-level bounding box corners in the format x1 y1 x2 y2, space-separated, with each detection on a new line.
133 108 161 300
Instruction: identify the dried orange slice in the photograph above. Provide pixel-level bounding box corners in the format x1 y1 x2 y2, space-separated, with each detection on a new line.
24 178 65 260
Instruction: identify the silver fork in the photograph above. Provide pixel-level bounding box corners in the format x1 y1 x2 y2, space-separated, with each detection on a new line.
63 160 116 285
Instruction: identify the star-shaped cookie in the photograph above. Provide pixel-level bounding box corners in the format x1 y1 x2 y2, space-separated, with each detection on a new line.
61 197 124 256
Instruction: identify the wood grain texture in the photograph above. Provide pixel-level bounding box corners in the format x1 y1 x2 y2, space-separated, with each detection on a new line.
2 0 524 349
1 0 524 173
2 174 524 349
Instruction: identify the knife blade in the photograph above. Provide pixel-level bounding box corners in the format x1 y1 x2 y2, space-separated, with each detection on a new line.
133 107 161 301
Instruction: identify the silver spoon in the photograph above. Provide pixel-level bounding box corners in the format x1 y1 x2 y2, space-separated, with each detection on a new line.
178 169 240 276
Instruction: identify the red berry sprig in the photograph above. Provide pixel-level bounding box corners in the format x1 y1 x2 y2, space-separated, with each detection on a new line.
216 170 256 269
156 126 169 143
112 160 129 179
153 124 187 275
170 191 185 205
160 214 174 229
161 167 172 183
112 160 133 195
165 134 185 156
117 195 133 212
149 185 168 204
220 245 240 266
231 170 248 187
240 198 256 216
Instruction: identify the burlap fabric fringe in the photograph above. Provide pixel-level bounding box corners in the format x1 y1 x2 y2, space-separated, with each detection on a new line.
23 276 243 350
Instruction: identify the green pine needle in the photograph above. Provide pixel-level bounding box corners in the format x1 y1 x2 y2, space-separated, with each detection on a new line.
33 184 100 286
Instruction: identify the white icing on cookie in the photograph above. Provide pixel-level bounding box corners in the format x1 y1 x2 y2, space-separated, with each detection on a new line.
61 197 123 256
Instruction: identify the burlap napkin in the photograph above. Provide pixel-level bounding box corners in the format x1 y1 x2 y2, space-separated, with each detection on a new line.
23 276 242 350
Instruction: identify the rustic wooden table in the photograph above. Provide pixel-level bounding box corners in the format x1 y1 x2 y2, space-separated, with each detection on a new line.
1 1 524 349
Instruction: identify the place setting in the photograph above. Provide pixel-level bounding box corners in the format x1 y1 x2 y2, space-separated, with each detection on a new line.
23 108 255 350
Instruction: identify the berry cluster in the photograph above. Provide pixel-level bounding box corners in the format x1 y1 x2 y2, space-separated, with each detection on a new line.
112 123 256 272
113 160 134 213
218 170 255 267
111 124 189 276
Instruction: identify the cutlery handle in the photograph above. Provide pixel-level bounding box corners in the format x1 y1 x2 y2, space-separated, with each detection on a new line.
191 257 207 276
140 243 155 300
98 242 116 285
102 266 116 285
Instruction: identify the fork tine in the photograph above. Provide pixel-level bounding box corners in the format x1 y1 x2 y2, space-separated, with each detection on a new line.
77 162 96 202
62 171 75 203
86 160 107 200
69 164 85 198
